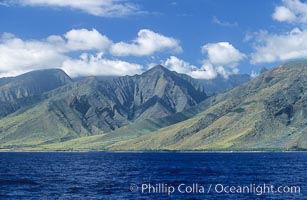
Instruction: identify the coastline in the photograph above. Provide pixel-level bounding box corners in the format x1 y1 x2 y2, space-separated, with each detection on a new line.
1 149 306 153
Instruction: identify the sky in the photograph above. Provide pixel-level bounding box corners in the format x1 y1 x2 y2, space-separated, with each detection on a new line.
1 0 307 79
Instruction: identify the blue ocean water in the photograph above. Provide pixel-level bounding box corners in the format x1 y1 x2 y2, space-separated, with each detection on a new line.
0 152 306 199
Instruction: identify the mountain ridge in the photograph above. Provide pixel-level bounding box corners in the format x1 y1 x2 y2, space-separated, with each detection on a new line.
1 62 304 151
109 61 306 151
0 69 72 119
0 65 208 148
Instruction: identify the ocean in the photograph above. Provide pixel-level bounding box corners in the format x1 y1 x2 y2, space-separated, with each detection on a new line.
0 152 306 199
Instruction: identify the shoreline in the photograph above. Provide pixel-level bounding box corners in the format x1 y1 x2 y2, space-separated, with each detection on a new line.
0 149 306 153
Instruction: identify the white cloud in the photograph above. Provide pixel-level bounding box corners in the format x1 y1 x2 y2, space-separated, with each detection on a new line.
190 61 217 79
249 0 307 64
251 70 259 78
201 42 246 66
162 56 218 80
162 56 217 79
64 28 112 51
0 28 247 79
0 29 143 77
0 28 185 78
62 53 143 77
200 42 245 78
163 56 217 80
272 0 307 24
110 29 182 56
273 6 297 23
250 27 307 64
0 29 110 75
0 33 67 77
162 42 245 80
163 56 197 74
13 0 140 17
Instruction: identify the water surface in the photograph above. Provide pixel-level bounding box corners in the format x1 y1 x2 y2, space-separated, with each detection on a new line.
0 152 306 199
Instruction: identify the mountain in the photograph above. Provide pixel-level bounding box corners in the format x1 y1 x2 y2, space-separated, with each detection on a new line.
107 60 307 151
73 72 248 95
0 69 72 118
0 69 72 101
0 65 207 149
104 65 206 121
197 74 251 95
7 60 306 152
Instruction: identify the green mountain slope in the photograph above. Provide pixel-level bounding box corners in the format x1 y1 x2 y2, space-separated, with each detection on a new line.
0 69 72 102
20 103 206 151
0 65 207 149
2 61 304 152
108 61 307 151
0 69 72 118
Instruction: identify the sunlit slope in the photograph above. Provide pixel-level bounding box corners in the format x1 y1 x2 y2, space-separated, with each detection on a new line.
0 65 207 149
0 81 96 148
110 61 307 151
1 61 306 151
18 100 209 151
0 69 72 118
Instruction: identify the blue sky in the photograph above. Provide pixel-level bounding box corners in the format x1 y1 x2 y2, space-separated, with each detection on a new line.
1 0 307 79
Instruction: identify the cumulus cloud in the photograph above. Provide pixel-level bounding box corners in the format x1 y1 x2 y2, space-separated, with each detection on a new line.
0 33 67 77
162 42 245 80
0 29 114 76
190 61 217 79
273 6 297 23
1 27 244 79
250 27 307 64
249 0 307 64
0 29 142 77
162 56 217 79
110 29 182 56
201 42 246 67
162 51 244 80
45 28 111 53
64 29 112 51
62 53 143 77
9 0 140 17
163 56 197 74
200 42 245 78
272 0 307 24
0 28 183 78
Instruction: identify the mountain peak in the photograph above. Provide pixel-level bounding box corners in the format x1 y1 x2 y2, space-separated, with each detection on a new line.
145 65 171 74
0 68 72 102
21 68 68 77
